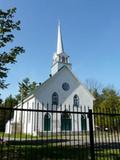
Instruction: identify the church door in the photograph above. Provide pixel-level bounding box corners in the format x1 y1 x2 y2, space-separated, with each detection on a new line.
81 115 87 131
44 113 51 131
61 111 72 131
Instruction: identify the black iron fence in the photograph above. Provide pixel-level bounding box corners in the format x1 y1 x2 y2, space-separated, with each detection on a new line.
0 105 120 160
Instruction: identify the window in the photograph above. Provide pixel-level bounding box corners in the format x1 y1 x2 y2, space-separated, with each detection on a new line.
66 57 68 63
62 56 65 63
62 82 70 91
73 95 79 107
52 92 59 105
44 113 51 131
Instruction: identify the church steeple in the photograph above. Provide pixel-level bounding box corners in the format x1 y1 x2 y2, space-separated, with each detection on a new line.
51 22 72 76
57 21 64 54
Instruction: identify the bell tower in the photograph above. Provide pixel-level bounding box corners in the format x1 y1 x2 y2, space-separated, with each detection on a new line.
51 22 72 76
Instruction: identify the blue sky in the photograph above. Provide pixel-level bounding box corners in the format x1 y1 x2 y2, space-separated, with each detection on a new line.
1 0 120 99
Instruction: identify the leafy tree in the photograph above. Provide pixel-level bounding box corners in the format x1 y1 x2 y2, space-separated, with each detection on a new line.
0 8 25 89
85 79 120 130
17 78 37 100
94 87 120 130
29 81 37 93
4 94 18 108
100 88 120 111
18 78 30 99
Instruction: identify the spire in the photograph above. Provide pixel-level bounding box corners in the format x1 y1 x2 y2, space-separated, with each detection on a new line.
51 22 72 75
57 21 64 54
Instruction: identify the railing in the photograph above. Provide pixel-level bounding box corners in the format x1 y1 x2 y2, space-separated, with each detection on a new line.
0 105 120 160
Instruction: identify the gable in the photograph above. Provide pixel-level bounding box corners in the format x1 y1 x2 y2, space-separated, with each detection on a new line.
34 66 94 106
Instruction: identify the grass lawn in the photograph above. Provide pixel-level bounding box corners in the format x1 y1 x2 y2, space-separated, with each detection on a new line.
95 149 120 160
0 132 89 141
0 132 67 139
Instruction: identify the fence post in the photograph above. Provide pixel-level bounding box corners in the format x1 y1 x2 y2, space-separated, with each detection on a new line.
88 109 95 160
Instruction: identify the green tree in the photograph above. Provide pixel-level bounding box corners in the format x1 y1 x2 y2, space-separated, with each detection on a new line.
0 8 25 89
17 78 37 100
18 78 30 99
94 87 120 130
100 88 120 111
4 94 18 108
29 81 37 93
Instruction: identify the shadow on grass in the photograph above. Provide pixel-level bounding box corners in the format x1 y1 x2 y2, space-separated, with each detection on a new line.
0 144 90 160
1 140 120 160
7 138 69 145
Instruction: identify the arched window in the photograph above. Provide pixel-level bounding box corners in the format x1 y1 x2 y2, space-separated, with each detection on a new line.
44 113 51 131
61 111 72 131
52 92 59 105
73 95 79 107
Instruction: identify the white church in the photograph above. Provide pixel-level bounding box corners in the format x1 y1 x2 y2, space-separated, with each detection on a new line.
5 23 94 135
